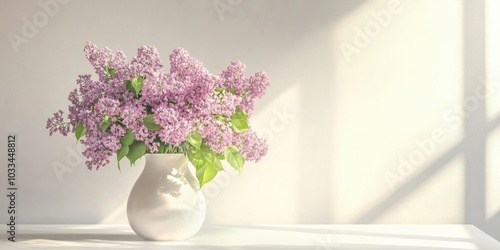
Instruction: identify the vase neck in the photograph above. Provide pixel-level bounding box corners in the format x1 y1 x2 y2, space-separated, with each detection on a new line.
144 154 187 173
142 153 200 192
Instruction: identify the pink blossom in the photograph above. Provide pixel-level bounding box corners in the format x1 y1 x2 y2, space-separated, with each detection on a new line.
47 42 270 170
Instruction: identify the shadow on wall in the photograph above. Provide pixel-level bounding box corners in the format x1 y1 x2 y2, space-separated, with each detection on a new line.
352 0 500 241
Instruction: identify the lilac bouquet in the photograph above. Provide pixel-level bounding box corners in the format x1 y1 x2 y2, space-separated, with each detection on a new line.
46 42 269 186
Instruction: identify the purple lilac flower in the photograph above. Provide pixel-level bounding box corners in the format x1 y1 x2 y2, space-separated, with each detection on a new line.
233 130 268 162
47 42 269 170
220 60 249 94
84 42 127 83
154 104 192 146
199 115 234 154
46 110 70 136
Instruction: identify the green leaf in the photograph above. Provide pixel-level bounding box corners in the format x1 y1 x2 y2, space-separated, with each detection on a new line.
230 108 249 132
143 114 161 130
201 145 223 171
214 114 226 121
104 66 116 77
116 144 129 171
187 131 202 149
166 143 173 153
127 140 146 165
158 142 166 153
187 144 224 187
224 146 245 174
146 105 153 115
117 144 129 162
103 67 116 83
187 147 205 169
99 115 112 131
131 77 144 97
120 129 135 145
216 153 225 160
125 80 134 93
196 161 218 187
109 68 116 78
75 123 86 141
180 141 190 152
215 87 224 94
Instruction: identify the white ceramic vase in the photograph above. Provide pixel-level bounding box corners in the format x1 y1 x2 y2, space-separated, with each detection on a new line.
127 154 206 241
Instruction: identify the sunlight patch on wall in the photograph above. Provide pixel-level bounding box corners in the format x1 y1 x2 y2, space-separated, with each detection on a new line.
204 82 300 224
486 126 500 221
330 0 464 223
486 0 500 121
375 154 464 223
100 202 128 224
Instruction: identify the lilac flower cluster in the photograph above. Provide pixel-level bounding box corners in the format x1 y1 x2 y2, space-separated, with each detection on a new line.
46 42 269 172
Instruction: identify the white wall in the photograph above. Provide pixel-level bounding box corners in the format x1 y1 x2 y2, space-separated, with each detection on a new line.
1 0 499 241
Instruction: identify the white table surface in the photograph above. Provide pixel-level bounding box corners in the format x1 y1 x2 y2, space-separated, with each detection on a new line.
1 224 499 250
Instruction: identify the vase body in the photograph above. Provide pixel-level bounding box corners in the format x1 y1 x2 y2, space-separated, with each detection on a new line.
127 154 206 240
